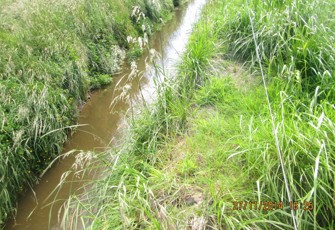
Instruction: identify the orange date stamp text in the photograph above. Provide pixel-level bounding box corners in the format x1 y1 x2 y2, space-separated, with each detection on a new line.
233 201 314 211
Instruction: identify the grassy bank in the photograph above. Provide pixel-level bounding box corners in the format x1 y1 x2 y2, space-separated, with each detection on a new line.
0 0 185 225
61 0 335 229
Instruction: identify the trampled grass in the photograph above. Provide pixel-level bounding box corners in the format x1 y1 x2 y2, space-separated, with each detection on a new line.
0 0 180 226
60 0 335 229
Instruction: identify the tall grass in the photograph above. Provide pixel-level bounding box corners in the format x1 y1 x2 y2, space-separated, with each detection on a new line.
0 0 177 226
60 0 335 229
220 0 335 96
210 0 335 228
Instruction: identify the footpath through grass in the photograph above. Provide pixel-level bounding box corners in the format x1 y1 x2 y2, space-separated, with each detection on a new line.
62 0 335 229
0 0 184 226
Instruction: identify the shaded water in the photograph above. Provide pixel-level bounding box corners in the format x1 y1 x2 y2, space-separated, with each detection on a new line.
5 0 206 229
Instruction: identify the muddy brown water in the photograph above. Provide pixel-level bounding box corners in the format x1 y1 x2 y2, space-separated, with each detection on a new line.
4 0 206 229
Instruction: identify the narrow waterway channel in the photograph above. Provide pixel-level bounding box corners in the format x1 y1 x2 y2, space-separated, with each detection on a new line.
5 0 206 229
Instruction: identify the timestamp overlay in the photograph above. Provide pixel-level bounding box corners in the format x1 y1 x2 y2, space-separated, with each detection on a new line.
232 201 314 212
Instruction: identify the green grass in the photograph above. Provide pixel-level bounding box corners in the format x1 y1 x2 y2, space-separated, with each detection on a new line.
60 0 335 229
0 0 179 226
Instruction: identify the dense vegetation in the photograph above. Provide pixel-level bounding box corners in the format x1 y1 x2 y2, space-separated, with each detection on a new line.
60 0 335 229
0 0 183 225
